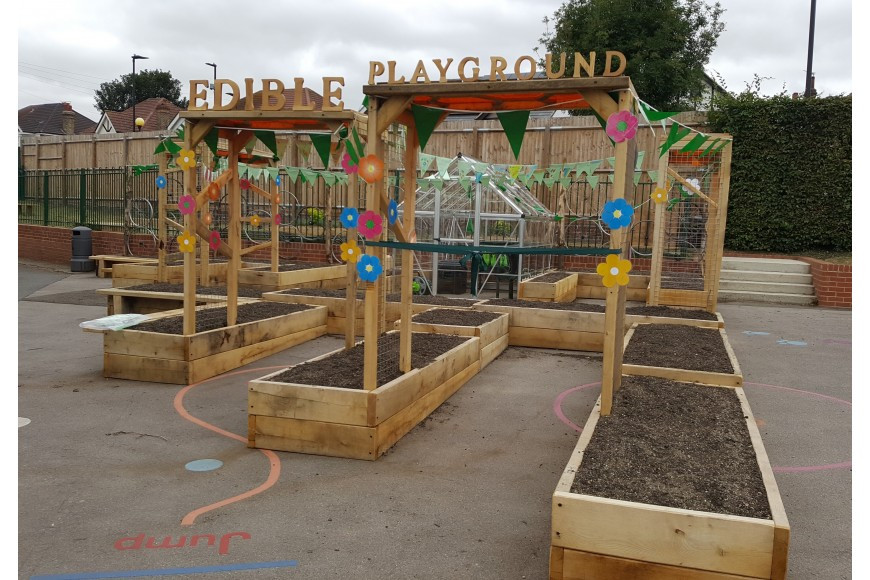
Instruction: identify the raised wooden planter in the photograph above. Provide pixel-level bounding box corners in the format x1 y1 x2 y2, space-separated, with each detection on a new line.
402 309 509 369
622 323 743 387
550 391 789 580
518 272 578 303
238 264 346 292
627 310 724 329
262 291 365 336
100 304 328 385
111 261 232 288
384 298 484 324
575 272 649 302
248 333 480 460
89 255 158 279
96 287 261 315
476 303 606 352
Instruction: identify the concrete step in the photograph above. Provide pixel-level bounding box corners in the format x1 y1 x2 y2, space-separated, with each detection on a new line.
721 257 809 274
718 289 817 306
719 269 813 285
720 279 815 295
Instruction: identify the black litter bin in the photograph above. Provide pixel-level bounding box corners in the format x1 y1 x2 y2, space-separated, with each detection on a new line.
437 260 468 294
70 226 96 272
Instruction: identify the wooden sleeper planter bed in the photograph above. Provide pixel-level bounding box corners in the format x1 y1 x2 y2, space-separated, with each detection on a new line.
400 308 509 369
262 288 366 336
97 284 263 315
111 260 233 288
518 272 578 303
238 263 346 292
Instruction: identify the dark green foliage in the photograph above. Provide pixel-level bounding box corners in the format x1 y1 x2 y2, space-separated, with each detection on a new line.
94 69 188 112
539 0 724 110
707 94 851 252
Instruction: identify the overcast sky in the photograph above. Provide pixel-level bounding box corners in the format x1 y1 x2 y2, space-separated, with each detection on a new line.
16 0 852 121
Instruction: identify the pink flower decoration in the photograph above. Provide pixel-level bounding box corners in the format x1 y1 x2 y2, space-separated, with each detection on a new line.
240 178 250 190
273 213 282 226
341 153 358 174
357 210 383 240
605 110 639 143
178 195 196 215
209 230 221 251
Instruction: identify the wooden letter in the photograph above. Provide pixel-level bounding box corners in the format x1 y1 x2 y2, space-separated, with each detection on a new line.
573 52 596 77
261 79 286 111
188 80 209 110
545 52 567 79
603 51 627 76
458 57 480 82
410 61 431 84
244 78 255 111
293 78 314 111
489 56 508 81
322 77 345 111
214 79 240 110
387 61 406 84
514 55 537 80
369 61 385 85
432 58 454 82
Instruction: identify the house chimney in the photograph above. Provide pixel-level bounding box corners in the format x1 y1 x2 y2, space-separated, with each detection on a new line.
155 105 173 131
62 102 76 135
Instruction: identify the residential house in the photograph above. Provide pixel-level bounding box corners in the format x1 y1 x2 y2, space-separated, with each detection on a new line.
94 97 183 134
18 102 97 136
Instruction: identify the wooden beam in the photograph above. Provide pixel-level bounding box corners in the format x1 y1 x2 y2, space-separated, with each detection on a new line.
182 123 197 335
345 172 359 350
363 99 381 391
399 124 419 373
248 182 276 201
647 137 669 306
240 241 272 256
667 167 717 207
227 131 243 326
363 76 631 97
188 120 216 148
579 88 618 119
157 153 169 283
707 142 733 313
271 178 280 271
376 97 414 135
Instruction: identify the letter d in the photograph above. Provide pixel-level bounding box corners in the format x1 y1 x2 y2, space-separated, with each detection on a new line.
115 533 145 550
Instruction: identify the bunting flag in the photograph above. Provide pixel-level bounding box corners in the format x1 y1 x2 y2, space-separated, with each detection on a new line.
496 110 531 160
245 138 257 155
543 174 557 188
321 172 338 187
276 138 290 160
459 176 472 194
587 175 600 189
297 141 312 161
703 139 730 156
480 174 491 187
509 165 522 179
659 122 692 157
639 101 680 124
411 104 444 152
519 173 534 187
559 176 572 188
300 168 318 184
248 167 263 180
680 133 709 153
457 159 473 176
549 164 564 177
435 156 451 178
524 164 538 176
606 156 616 169
284 167 300 183
238 163 249 178
309 133 333 168
473 162 489 173
647 170 659 183
419 153 435 175
204 127 219 158
254 131 279 159
417 178 429 190
635 151 646 171
335 173 349 185
577 160 601 177
431 177 444 191
330 141 343 165
633 172 642 186
265 167 280 183
532 169 546 184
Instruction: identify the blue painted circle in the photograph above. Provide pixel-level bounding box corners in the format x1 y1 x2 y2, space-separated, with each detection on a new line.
185 459 223 472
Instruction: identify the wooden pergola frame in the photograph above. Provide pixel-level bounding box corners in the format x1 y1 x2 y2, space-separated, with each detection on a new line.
173 108 366 336
362 77 638 414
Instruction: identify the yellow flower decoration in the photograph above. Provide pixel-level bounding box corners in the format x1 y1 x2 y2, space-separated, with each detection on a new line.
596 254 632 288
651 187 668 204
340 239 361 263
177 231 196 253
176 149 196 170
249 214 262 227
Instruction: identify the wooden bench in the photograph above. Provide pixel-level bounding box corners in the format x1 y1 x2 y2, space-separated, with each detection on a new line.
89 255 158 278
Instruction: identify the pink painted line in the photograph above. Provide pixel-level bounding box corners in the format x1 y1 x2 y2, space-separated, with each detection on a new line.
173 366 289 527
553 382 602 433
744 381 851 407
773 461 852 474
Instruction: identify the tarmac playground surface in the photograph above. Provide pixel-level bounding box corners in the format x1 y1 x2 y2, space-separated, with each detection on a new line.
17 261 852 579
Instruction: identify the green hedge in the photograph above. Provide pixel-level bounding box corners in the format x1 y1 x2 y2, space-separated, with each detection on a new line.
707 95 851 253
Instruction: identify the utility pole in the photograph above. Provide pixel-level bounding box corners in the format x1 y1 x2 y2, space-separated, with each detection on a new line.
804 0 817 98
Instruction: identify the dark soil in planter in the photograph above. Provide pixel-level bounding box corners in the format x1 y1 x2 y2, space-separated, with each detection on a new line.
270 332 469 389
571 375 771 519
661 275 705 291
128 283 263 298
280 288 365 299
244 262 336 272
532 272 573 283
485 298 605 313
411 308 502 326
625 305 718 321
624 324 733 373
387 294 480 306
130 302 312 334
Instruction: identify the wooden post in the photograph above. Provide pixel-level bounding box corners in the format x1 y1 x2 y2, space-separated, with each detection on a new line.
271 175 280 271
199 166 211 287
363 99 381 391
325 167 333 262
182 124 197 336
399 125 418 372
707 141 733 313
157 153 168 283
600 91 635 416
227 131 244 327
345 171 359 349
647 137 669 306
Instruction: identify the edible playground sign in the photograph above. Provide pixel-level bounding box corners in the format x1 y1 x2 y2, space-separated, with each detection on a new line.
187 52 627 112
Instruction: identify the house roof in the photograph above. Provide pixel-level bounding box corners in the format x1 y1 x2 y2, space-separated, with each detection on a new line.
104 97 182 132
235 87 324 111
18 103 97 135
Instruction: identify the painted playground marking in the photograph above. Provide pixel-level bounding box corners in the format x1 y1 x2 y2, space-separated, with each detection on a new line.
743 331 770 336
553 381 851 473
185 459 223 472
19 417 32 428
822 338 851 346
777 339 808 346
29 559 297 579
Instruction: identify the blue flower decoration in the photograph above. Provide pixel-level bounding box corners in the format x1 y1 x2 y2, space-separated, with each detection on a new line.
155 175 167 189
357 254 383 282
601 198 634 230
388 199 398 225
340 207 359 229
275 175 281 186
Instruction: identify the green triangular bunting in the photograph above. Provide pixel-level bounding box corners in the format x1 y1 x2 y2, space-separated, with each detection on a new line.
659 123 692 157
284 167 300 183
238 163 248 178
309 133 332 168
435 156 451 178
300 168 318 184
254 131 279 159
543 175 557 188
680 133 709 153
635 151 645 171
606 157 616 169
266 167 280 182
204 128 219 158
647 170 659 183
457 159 473 176
249 167 263 180
587 175 600 189
322 172 338 187
559 176 572 188
496 110 531 160
419 153 435 175
411 104 444 152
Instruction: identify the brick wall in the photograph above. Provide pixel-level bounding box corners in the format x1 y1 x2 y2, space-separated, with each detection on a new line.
799 258 852 308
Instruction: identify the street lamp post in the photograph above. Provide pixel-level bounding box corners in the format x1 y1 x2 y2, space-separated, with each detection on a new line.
131 54 149 131
804 0 817 98
205 62 217 105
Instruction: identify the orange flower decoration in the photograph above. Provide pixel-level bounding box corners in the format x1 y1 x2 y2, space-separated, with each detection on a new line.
176 149 196 170
207 182 220 201
358 154 384 184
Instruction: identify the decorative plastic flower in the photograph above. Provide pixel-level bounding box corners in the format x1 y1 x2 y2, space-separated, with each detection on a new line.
651 187 668 204
357 210 383 240
340 239 361 263
249 214 262 227
605 110 639 143
272 194 280 205
601 198 634 230
155 175 167 189
357 254 383 282
275 175 282 186
207 183 220 201
358 154 384 184
273 213 282 226
341 152 358 174
240 178 250 190
208 230 221 251
203 212 213 226
176 149 196 170
178 195 196 215
339 207 359 229
388 199 398 225
596 254 632 288
681 178 701 196
177 231 196 253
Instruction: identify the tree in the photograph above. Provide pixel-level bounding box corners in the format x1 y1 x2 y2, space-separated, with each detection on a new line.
94 69 188 112
539 0 725 111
